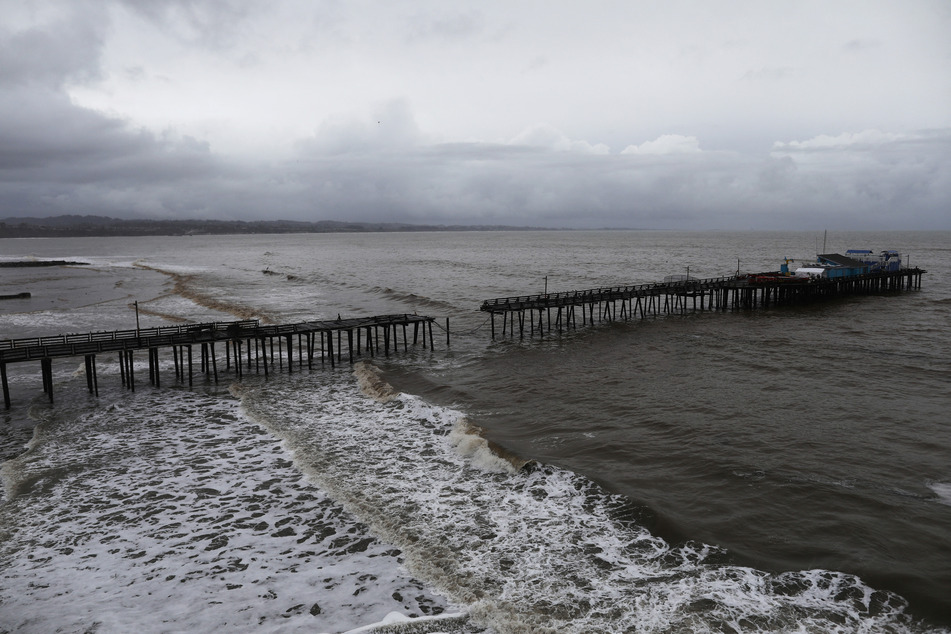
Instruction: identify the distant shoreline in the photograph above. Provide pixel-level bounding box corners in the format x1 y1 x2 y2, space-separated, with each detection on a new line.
0 215 567 238
0 260 89 267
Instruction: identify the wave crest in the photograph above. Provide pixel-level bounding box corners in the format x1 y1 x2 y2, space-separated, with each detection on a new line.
354 362 400 403
449 419 531 474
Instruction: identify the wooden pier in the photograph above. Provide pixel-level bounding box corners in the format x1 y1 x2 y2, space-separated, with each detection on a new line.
480 267 926 338
1 314 437 408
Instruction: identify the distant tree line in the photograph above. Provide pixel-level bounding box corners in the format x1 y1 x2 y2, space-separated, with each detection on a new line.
0 215 548 238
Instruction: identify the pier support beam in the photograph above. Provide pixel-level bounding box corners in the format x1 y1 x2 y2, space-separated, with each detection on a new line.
148 348 160 387
1 362 9 409
85 354 99 396
41 358 53 402
119 351 135 392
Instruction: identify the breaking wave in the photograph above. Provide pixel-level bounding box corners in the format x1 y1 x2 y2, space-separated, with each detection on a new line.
231 371 926 633
370 286 459 313
355 361 400 403
928 482 951 506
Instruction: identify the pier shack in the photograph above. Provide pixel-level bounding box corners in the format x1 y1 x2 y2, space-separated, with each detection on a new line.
479 265 925 339
1 314 436 408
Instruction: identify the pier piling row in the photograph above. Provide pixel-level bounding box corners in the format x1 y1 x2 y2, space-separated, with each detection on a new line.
0 314 437 408
480 268 926 338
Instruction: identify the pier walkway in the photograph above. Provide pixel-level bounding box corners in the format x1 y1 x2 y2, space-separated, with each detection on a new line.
480 267 926 338
1 314 437 408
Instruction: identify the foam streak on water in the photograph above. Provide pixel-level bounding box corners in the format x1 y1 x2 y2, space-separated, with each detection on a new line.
234 365 925 633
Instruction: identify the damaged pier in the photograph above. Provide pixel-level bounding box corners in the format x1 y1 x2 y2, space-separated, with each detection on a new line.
480 266 926 339
0 314 437 408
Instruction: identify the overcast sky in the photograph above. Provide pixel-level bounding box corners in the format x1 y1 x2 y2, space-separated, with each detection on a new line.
2 0 949 229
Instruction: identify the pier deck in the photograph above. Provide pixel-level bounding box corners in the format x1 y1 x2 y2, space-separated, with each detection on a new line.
1 314 437 408
480 267 926 338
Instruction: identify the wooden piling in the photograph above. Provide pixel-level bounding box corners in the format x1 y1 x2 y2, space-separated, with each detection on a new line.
126 351 135 392
85 355 95 394
2 362 10 408
42 358 53 402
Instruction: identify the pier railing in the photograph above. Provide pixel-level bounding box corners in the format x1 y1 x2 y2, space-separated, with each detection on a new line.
1 315 438 408
0 320 260 352
479 276 738 313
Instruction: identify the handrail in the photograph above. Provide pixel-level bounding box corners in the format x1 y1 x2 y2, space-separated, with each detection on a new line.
0 315 437 363
0 319 260 350
480 276 740 310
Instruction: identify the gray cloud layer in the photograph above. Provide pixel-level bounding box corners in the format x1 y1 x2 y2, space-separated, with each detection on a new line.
1 1 949 229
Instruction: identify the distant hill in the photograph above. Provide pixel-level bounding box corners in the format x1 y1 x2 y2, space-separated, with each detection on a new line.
0 215 552 238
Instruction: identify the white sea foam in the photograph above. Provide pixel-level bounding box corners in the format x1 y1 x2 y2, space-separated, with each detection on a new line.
343 610 470 633
233 369 927 634
0 387 454 633
927 482 951 506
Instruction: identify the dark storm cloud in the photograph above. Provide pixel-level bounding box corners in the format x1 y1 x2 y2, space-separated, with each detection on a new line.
768 131 951 227
0 79 228 218
0 7 105 87
283 121 951 230
0 86 212 175
4 81 950 228
1 1 949 229
0 3 239 218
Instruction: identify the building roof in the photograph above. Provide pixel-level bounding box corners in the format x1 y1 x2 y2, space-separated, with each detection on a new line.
818 253 868 268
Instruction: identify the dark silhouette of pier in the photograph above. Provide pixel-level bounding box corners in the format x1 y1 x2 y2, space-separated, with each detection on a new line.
1 314 436 408
480 267 926 338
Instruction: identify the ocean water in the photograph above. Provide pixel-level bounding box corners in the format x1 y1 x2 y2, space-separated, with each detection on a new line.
1 230 949 633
